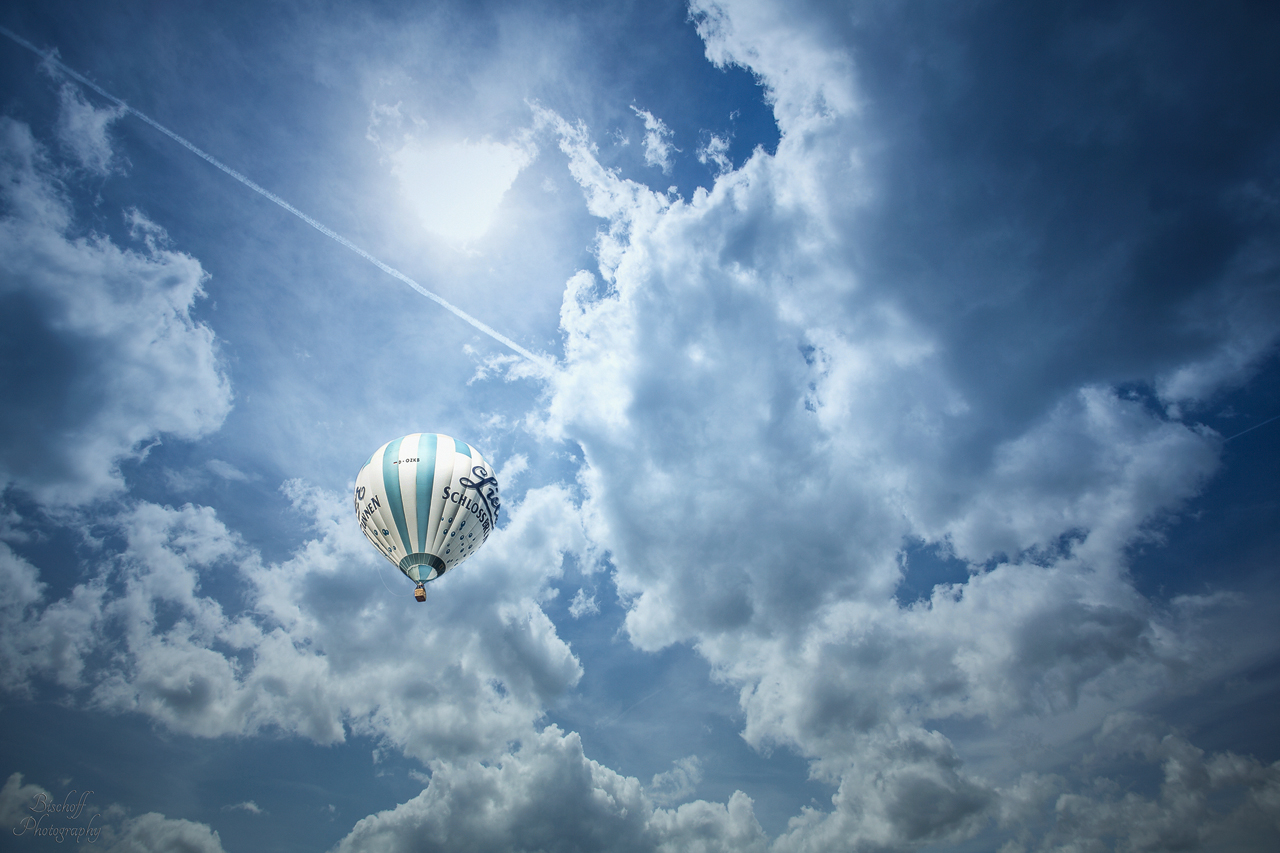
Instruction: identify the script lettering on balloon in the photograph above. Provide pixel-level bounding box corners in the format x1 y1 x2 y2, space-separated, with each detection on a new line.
440 474 496 537
358 494 382 534
459 466 501 521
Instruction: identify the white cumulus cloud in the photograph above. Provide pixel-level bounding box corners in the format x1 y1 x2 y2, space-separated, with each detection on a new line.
332 727 767 853
0 481 591 762
512 0 1280 847
0 114 232 507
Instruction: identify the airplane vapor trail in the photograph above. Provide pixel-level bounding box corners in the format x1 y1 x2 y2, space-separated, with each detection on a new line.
0 26 555 374
1224 413 1280 443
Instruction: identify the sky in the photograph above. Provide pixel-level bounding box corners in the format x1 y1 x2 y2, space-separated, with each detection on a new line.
0 0 1278 851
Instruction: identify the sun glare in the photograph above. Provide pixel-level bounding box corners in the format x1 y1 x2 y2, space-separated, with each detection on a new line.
391 137 533 245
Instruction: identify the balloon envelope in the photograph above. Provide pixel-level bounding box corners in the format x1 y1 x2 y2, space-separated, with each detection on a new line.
354 433 501 583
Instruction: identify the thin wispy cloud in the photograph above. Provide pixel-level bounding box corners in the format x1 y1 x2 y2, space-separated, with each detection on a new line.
630 105 676 173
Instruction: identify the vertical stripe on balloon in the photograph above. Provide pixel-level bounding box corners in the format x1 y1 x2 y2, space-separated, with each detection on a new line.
415 433 438 555
399 433 420 552
382 435 412 558
369 442 397 556
429 441 452 553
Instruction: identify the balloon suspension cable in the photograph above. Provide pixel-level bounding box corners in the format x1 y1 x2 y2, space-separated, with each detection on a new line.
373 561 398 599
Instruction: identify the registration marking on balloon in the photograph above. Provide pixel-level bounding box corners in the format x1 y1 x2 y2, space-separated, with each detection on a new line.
354 433 501 595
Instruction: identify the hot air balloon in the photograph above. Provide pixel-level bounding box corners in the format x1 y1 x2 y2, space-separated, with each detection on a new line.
354 433 501 601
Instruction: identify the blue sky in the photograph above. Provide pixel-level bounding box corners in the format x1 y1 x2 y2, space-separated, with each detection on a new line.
1 1 1278 851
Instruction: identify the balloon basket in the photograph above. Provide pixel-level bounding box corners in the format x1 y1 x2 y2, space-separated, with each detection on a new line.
414 585 426 602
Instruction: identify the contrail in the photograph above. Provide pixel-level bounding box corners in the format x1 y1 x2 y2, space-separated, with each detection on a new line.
1224 413 1280 443
596 687 665 728
0 26 556 374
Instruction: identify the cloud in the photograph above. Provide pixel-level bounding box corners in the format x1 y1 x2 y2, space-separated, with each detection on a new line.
0 772 51 827
772 726 995 852
160 459 256 494
631 106 677 174
0 115 232 507
690 0 858 135
697 133 732 176
517 0 1280 847
332 727 651 853
4 2 1278 850
932 386 1220 562
54 82 126 175
1012 714 1280 853
332 727 767 853
0 538 104 692
568 587 598 618
204 459 253 482
104 812 226 853
2 771 223 851
0 479 590 761
649 756 703 806
2 473 772 851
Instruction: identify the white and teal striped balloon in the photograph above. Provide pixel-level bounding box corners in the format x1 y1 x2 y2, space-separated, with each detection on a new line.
354 433 501 587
